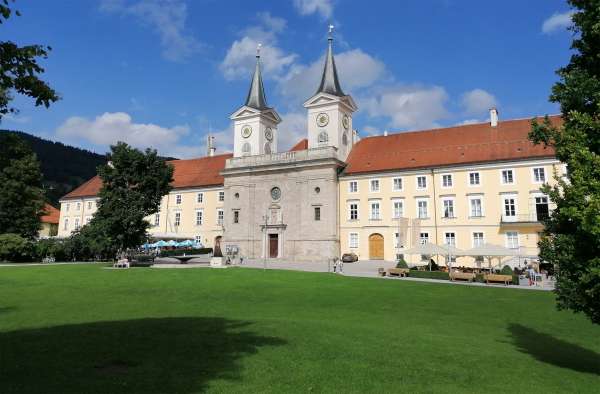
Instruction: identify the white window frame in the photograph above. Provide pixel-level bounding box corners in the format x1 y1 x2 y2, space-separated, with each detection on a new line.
441 197 456 218
195 209 203 226
174 212 181 227
369 200 381 220
218 191 225 202
154 213 160 226
217 209 224 225
502 194 518 219
419 232 429 245
87 201 92 210
468 171 481 187
441 174 453 188
416 175 427 190
532 167 546 184
392 177 403 191
85 216 91 225
468 196 484 218
175 194 182 205
63 218 69 231
348 180 358 193
349 232 359 249
74 218 80 230
392 198 404 219
348 201 359 221
472 231 485 247
501 169 515 185
416 198 429 219
76 202 81 211
506 231 519 249
369 179 380 193
66 203 70 212
197 192 204 203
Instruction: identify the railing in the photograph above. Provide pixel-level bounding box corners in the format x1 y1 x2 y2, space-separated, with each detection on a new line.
225 146 338 169
501 212 549 223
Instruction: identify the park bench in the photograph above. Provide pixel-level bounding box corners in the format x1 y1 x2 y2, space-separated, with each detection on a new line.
450 271 475 282
484 274 512 285
386 268 409 277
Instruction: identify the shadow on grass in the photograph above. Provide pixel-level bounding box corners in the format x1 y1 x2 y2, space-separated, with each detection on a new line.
0 317 285 393
508 324 600 375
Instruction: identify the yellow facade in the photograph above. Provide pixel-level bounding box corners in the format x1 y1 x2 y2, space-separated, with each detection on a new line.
339 158 563 267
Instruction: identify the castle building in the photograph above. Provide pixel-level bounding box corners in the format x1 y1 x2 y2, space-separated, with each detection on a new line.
58 31 563 266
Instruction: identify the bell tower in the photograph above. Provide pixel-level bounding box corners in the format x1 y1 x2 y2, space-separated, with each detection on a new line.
231 44 281 157
304 26 357 162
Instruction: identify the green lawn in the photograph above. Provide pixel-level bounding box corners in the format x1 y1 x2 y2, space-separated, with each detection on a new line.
1 265 598 393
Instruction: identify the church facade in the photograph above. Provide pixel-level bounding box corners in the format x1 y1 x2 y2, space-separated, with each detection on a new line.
57 32 564 266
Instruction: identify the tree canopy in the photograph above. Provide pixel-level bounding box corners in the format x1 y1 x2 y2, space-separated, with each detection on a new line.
529 0 600 324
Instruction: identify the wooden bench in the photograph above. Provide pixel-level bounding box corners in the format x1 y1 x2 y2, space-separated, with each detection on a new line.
450 272 475 282
387 268 409 277
484 274 512 285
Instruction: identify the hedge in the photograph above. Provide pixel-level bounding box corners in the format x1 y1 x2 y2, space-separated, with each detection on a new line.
158 248 213 257
408 271 450 280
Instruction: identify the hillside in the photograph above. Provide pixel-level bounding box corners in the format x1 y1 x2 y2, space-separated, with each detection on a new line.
1 130 107 206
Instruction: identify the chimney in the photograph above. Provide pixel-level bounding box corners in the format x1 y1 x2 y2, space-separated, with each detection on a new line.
490 107 499 127
206 134 216 157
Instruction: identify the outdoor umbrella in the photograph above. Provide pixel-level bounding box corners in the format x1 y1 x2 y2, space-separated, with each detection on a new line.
438 244 466 271
177 240 194 247
155 240 168 248
401 243 449 270
462 243 516 271
166 240 178 247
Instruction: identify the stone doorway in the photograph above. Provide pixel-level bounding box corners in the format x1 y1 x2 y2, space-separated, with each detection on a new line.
369 233 384 260
269 234 279 258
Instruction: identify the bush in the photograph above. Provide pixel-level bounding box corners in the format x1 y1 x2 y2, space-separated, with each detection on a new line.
500 265 513 275
158 248 212 257
475 273 485 283
396 258 408 268
35 238 69 261
0 233 34 262
408 270 449 280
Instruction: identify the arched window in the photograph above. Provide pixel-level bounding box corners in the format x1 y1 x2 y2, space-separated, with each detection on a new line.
318 131 328 146
242 142 251 156
264 142 271 154
342 131 348 146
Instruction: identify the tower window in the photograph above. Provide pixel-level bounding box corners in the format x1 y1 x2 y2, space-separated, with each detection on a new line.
342 132 348 145
264 142 271 154
314 207 321 221
318 131 328 145
242 142 251 156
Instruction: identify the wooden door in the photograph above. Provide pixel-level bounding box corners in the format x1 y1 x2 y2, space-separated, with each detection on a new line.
369 233 384 260
269 234 278 258
214 236 222 257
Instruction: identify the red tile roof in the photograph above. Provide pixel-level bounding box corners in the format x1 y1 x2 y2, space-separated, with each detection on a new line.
40 204 60 224
289 138 308 151
62 153 233 199
343 116 561 175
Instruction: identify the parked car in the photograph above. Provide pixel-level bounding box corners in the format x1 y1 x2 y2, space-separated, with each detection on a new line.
341 253 358 263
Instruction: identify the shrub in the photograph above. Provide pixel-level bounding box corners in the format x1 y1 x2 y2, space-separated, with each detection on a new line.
396 258 408 268
159 248 213 257
0 233 34 262
500 265 513 275
35 238 69 261
408 270 449 280
475 273 485 283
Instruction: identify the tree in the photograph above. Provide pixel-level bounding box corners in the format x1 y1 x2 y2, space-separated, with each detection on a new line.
529 0 600 324
0 133 45 238
0 0 59 120
82 142 173 256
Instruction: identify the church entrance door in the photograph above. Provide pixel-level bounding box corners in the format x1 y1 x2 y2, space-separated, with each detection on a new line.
369 233 384 260
269 234 279 258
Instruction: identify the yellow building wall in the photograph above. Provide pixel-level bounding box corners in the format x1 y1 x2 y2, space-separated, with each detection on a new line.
339 158 563 267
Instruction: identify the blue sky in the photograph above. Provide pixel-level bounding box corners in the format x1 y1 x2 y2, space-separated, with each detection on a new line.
1 0 574 158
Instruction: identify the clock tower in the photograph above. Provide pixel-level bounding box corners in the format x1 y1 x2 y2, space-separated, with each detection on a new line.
304 26 357 162
231 45 281 158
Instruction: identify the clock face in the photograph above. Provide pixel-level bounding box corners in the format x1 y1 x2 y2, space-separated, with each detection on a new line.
270 187 281 201
342 114 350 130
241 125 252 138
264 127 273 141
316 113 329 127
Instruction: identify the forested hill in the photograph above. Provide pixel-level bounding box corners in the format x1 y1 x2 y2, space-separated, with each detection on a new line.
1 130 106 206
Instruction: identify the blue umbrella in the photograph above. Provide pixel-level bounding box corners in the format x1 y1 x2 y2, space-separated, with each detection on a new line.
166 240 178 247
155 240 168 247
177 240 194 247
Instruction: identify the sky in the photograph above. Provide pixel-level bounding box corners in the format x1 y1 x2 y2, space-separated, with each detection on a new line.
1 0 575 158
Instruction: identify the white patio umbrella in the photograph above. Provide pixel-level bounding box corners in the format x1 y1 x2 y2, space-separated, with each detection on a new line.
461 243 517 271
439 244 466 271
401 243 449 270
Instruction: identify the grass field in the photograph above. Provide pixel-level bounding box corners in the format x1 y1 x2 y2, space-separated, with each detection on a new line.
1 264 599 393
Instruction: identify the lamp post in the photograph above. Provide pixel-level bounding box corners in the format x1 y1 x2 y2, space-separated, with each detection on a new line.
262 212 268 271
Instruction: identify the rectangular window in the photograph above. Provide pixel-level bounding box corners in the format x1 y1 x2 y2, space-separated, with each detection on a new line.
87 201 92 210
66 203 70 212
314 207 321 221
63 218 69 230
348 181 358 193
74 218 80 230
349 232 359 248
197 193 203 203
506 231 519 249
217 209 224 225
417 199 428 219
502 169 514 184
392 200 403 219
442 174 453 188
370 201 380 220
470 198 483 217
535 195 550 221
76 202 81 211
233 210 239 224
174 212 181 227
419 232 429 244
469 172 480 186
533 167 546 183
218 191 225 202
392 177 403 191
154 213 160 226
195 235 202 244
85 217 91 225
370 179 380 192
445 232 456 262
473 232 484 247
504 197 517 217
443 199 455 218
394 232 402 249
195 210 203 226
175 194 182 204
349 202 359 220
417 176 427 189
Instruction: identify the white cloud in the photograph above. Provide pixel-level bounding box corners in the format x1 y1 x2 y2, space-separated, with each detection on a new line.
56 112 204 158
293 0 334 19
100 0 202 62
1 113 31 124
542 11 574 34
460 88 497 116
364 85 450 130
278 112 307 149
456 118 484 126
